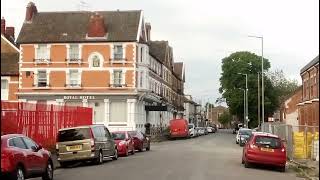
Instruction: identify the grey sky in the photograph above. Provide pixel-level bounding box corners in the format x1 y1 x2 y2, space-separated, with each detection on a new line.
2 0 319 105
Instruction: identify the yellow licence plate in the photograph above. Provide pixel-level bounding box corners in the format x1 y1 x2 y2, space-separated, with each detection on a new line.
261 148 274 152
67 145 82 151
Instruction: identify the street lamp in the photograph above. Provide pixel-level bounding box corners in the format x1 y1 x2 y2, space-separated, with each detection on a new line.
238 88 246 124
248 35 264 129
238 73 248 128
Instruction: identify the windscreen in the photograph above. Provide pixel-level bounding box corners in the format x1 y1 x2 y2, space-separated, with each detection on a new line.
57 128 91 142
239 130 252 136
112 132 126 140
255 136 281 149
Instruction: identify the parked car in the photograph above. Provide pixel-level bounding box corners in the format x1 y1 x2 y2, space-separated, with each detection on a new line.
188 123 197 137
1 134 54 180
242 132 286 172
204 127 209 135
238 128 253 146
207 127 213 133
111 131 135 156
196 127 205 136
56 124 118 167
211 124 217 133
169 119 189 138
128 131 150 152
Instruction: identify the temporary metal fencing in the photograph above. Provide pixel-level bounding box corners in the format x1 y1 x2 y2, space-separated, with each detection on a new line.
262 122 319 161
1 101 93 149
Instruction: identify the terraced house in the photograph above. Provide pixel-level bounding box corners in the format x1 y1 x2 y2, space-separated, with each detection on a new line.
16 2 185 132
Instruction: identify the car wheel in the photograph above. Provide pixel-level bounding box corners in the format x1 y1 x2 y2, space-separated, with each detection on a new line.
131 147 135 155
244 160 251 168
112 149 118 160
236 141 239 144
125 148 129 157
42 161 53 180
15 166 25 180
96 151 103 164
279 166 286 172
146 144 150 151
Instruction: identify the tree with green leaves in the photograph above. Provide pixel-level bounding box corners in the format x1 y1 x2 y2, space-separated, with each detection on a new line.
266 69 299 103
218 111 232 126
219 51 279 128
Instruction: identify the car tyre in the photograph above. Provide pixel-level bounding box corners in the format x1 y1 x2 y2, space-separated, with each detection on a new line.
124 148 129 157
244 160 251 168
279 166 286 172
42 161 53 180
146 144 150 151
131 148 135 155
14 166 25 180
112 149 118 160
236 141 239 144
95 151 103 164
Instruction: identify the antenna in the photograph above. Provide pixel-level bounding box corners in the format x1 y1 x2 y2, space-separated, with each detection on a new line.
78 0 90 11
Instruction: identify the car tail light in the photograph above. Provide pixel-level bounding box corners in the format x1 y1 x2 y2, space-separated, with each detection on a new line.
90 128 95 150
249 144 258 149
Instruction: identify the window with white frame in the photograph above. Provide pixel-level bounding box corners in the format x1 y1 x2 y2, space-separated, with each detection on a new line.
110 101 127 122
69 44 80 61
114 45 123 60
37 70 47 87
90 54 101 68
113 70 123 87
68 70 80 87
36 44 49 61
1 79 8 100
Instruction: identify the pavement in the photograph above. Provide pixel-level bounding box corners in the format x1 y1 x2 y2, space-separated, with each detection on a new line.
31 129 304 180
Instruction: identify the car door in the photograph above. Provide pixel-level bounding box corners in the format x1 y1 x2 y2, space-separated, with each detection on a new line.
22 137 45 173
11 137 36 174
104 127 114 156
99 126 109 156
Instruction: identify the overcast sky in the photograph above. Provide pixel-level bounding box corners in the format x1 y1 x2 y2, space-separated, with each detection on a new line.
2 0 319 105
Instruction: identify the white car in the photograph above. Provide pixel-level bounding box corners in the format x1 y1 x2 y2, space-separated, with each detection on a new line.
236 130 240 144
207 127 213 133
188 123 197 137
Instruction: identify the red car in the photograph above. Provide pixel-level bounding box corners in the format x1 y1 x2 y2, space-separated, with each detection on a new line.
169 119 189 138
128 131 150 152
111 131 135 156
242 132 287 172
1 134 54 180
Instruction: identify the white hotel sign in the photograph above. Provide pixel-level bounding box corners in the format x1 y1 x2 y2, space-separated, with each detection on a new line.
63 96 96 100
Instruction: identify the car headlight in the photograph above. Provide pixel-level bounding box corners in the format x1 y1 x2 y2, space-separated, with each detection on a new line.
119 141 126 146
240 136 244 140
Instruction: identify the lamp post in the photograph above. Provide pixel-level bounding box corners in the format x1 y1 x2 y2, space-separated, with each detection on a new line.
238 88 246 124
248 35 264 129
238 73 248 128
257 72 260 129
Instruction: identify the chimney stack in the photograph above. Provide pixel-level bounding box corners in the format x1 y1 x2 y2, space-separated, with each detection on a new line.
5 27 15 40
1 17 5 34
25 2 37 22
145 23 151 41
87 12 106 37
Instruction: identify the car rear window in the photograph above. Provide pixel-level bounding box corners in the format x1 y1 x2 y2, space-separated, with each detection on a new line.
112 132 126 140
239 130 252 136
255 136 281 149
57 128 91 142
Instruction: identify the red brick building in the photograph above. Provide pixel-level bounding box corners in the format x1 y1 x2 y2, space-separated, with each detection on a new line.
1 18 19 101
298 55 319 127
16 2 185 132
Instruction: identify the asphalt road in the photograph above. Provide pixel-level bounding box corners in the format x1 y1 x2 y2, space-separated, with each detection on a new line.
32 129 302 180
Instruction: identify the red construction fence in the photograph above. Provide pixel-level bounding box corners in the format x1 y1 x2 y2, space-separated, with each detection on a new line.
1 101 93 149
